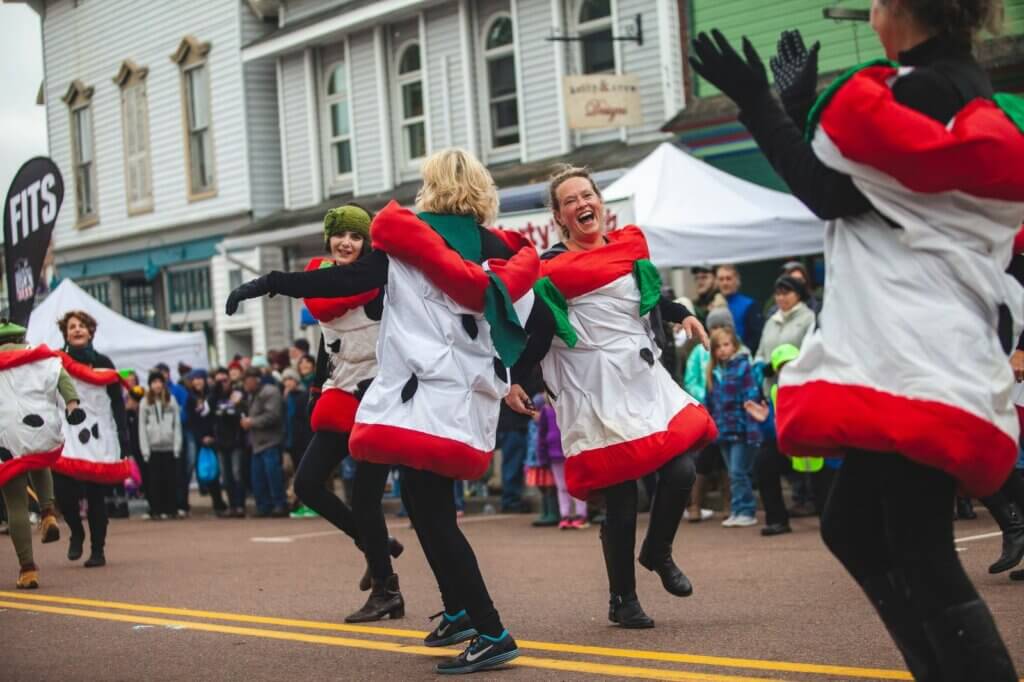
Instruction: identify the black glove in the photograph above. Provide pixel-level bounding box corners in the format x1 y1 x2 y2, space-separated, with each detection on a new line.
770 30 820 106
689 30 770 111
225 275 275 316
66 407 86 425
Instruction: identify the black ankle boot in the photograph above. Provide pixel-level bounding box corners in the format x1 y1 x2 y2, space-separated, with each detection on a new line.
955 497 977 520
84 550 106 568
638 541 693 597
923 600 1018 682
345 574 405 623
861 573 941 681
987 501 1024 574
67 535 84 561
359 537 405 591
608 593 654 629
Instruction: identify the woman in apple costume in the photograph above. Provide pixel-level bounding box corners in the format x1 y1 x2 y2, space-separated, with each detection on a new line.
0 320 84 588
689 0 1024 677
226 149 543 675
292 203 405 624
507 165 715 629
52 310 131 569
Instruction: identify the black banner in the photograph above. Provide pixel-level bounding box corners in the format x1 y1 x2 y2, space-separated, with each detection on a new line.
3 157 63 325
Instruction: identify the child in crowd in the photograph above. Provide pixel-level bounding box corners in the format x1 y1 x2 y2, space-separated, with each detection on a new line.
525 394 557 526
138 371 182 520
536 394 588 529
706 327 762 528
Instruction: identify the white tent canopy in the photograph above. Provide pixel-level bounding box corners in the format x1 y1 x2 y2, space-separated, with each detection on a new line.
26 279 209 380
602 143 824 268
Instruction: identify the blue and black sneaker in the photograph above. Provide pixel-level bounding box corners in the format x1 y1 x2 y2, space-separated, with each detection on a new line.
424 610 477 648
435 631 520 674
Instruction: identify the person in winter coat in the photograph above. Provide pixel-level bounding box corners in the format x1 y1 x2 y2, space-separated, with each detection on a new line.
210 367 247 517
138 371 182 519
240 368 287 517
536 396 587 529
715 264 763 352
690 1 1022 676
754 275 815 370
184 370 227 517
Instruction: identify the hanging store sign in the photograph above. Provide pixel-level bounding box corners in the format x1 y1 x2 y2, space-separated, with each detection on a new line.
563 74 643 130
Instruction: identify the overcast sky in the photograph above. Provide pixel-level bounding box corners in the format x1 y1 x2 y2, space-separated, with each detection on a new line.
0 4 48 201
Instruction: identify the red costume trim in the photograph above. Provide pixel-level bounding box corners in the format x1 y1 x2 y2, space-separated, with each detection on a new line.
0 445 63 488
0 344 59 371
371 201 539 311
310 388 359 434
57 352 125 387
819 67 1024 201
302 257 379 322
51 456 132 485
349 422 491 480
564 404 717 500
777 381 1016 497
540 226 650 300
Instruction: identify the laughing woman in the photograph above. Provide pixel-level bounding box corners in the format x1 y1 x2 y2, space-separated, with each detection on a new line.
690 0 1024 677
507 165 717 628
226 149 543 675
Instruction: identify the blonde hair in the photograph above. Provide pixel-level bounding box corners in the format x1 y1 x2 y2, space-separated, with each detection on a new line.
707 327 741 388
415 148 499 225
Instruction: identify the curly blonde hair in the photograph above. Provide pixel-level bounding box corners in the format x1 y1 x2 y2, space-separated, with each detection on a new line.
415 148 499 226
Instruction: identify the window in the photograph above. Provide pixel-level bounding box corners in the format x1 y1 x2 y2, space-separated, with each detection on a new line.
483 15 519 149
121 280 157 327
395 43 426 163
167 266 211 314
63 80 98 227
576 0 615 75
114 61 153 214
171 36 216 200
323 62 353 180
80 280 111 306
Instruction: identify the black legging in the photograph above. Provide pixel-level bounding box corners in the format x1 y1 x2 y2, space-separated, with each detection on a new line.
53 473 109 552
757 438 835 526
293 431 393 580
820 449 977 619
600 454 695 596
400 466 504 638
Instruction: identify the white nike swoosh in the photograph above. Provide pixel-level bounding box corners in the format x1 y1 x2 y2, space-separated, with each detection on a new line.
465 644 493 663
436 622 451 637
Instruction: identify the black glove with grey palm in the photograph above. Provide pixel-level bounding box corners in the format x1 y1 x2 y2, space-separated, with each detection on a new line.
225 274 277 316
689 30 771 112
770 29 820 130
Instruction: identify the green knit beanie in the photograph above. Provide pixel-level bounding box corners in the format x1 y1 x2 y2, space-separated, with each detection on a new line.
0 319 27 343
323 204 372 248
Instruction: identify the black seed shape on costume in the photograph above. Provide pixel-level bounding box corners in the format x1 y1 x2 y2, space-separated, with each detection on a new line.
493 357 507 383
639 348 655 367
22 414 44 428
401 374 418 403
354 378 373 400
461 314 478 340
91 424 100 439
79 429 91 444
328 338 342 354
543 381 557 402
0 448 12 462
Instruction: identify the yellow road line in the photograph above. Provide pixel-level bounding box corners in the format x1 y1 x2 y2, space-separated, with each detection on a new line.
0 600 776 682
0 591 911 680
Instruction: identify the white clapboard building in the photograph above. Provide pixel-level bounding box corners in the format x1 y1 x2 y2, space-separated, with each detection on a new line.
19 0 688 363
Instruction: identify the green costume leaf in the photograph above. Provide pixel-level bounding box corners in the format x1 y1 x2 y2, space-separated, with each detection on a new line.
994 92 1024 134
533 277 578 348
633 259 662 316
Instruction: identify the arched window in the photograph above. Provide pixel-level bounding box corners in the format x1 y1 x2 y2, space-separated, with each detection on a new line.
576 0 614 75
483 15 519 149
396 42 426 162
323 62 353 178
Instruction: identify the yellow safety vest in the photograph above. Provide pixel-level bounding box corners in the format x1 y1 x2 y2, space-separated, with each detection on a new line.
770 384 823 473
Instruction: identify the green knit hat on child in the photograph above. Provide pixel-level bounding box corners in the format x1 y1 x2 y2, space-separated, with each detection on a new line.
0 320 27 343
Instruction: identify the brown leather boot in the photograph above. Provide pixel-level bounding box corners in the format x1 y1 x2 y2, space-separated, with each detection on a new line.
40 510 60 544
17 563 39 589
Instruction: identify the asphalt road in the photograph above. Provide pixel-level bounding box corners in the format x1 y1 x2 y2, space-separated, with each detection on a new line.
2 502 1021 681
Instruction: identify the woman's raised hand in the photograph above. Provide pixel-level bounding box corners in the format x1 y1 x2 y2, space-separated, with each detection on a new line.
225 275 274 316
770 29 820 104
689 30 769 110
